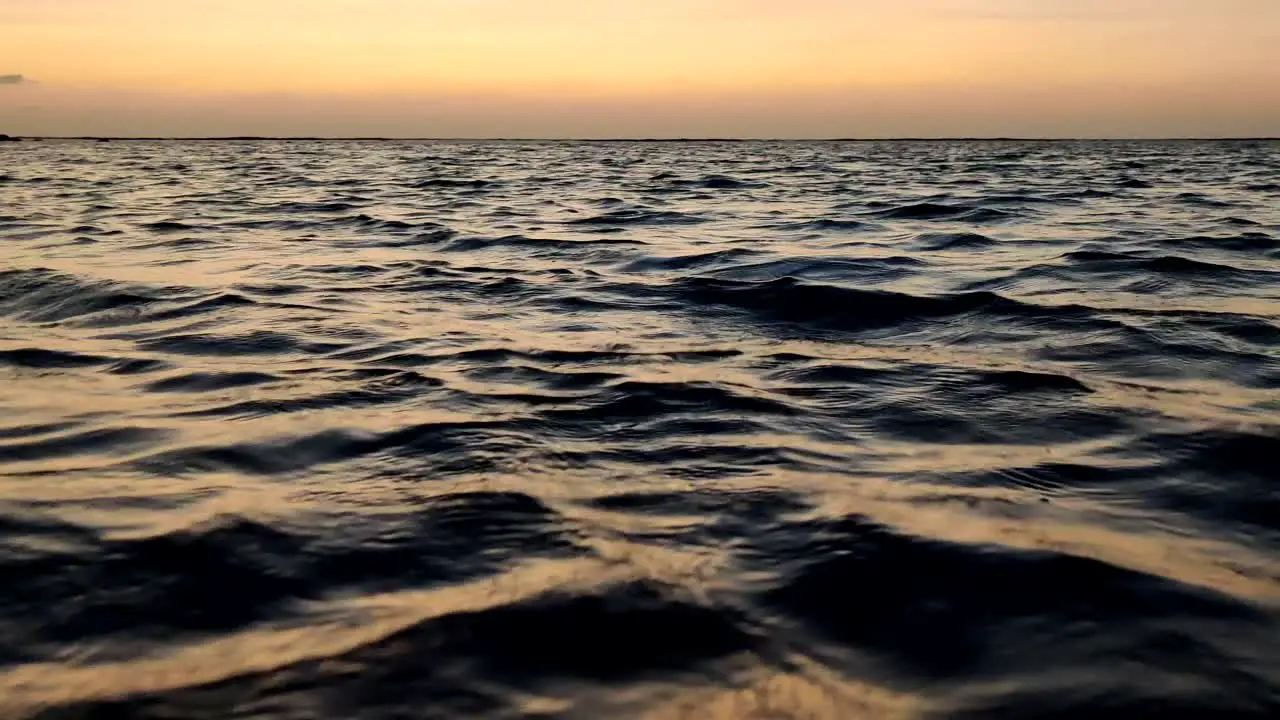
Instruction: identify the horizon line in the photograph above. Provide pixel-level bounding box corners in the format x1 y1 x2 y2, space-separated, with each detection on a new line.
3 135 1278 143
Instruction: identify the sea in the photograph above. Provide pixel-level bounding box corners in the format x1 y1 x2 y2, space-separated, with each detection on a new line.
1 139 1278 718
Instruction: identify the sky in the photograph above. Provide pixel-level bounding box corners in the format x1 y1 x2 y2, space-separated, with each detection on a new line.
2 0 1278 138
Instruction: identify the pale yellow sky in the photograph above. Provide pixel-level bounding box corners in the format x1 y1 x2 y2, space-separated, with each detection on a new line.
2 0 1278 137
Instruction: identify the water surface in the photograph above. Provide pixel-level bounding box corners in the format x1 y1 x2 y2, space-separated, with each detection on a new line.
2 139 1279 718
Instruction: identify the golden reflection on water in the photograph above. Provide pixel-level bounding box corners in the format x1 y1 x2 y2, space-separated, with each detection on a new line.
2 464 1274 718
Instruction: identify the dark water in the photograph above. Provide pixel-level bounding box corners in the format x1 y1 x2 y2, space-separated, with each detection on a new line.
1 139 1279 718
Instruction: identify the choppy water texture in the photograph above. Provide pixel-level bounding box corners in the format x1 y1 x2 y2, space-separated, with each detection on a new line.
2 139 1279 718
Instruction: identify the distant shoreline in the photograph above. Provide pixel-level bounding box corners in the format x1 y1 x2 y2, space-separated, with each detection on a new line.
2 136 1278 143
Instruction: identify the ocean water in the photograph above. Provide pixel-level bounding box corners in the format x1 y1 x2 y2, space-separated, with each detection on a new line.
1 139 1278 718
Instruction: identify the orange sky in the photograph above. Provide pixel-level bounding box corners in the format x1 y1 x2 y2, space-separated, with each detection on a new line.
2 0 1278 137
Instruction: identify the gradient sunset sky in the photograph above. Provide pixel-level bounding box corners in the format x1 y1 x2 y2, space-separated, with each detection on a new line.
2 0 1278 137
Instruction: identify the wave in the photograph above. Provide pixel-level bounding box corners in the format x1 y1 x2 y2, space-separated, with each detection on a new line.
760 514 1278 715
913 232 998 250
264 200 364 213
142 371 281 393
0 347 116 369
1050 251 1280 290
135 330 344 357
866 202 1019 222
702 256 925 284
0 268 166 324
1116 177 1154 189
674 276 1101 335
31 577 754 718
566 208 709 226
410 177 500 189
769 218 879 232
619 248 762 272
1160 233 1279 252
441 233 646 253
142 220 204 232
650 174 763 191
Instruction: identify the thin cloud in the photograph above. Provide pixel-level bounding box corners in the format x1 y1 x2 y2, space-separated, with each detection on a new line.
0 74 27 85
